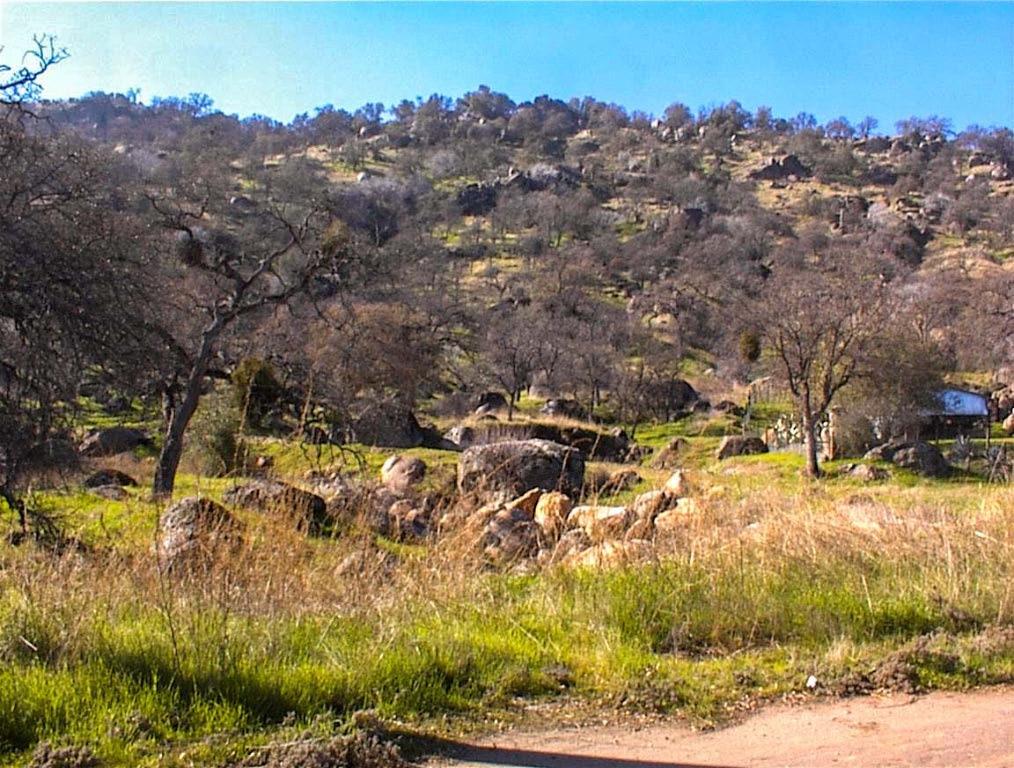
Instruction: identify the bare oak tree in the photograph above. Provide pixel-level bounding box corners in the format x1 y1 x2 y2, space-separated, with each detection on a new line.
755 247 891 477
0 34 67 106
147 189 344 496
0 39 148 534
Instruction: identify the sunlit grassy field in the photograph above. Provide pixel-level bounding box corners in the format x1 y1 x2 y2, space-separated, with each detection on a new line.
1 422 1012 766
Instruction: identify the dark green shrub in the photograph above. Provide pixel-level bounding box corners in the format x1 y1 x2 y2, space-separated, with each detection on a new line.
186 393 249 477
738 330 761 363
231 358 283 429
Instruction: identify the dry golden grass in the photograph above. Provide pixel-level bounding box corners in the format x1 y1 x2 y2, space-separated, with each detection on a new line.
1 458 1012 765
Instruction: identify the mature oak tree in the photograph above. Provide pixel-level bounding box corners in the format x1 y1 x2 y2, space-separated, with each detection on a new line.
146 186 346 496
754 245 892 477
0 37 150 533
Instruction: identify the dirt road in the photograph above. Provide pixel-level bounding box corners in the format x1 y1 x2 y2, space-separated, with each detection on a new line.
432 688 1014 768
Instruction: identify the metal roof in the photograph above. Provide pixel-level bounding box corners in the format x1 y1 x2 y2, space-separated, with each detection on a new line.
930 388 989 417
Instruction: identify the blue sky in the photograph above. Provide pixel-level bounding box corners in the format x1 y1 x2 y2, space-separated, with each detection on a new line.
2 2 1012 130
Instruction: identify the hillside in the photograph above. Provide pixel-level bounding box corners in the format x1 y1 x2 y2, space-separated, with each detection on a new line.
26 91 1013 435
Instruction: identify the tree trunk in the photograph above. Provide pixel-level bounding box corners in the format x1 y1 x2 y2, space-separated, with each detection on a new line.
801 404 821 479
152 387 201 497
152 317 223 497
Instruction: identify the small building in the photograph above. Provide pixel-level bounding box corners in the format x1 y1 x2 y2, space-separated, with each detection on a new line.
919 388 990 440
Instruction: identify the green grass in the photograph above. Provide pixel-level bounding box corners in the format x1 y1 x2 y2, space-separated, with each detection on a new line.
748 398 793 428
431 175 481 193
630 420 724 456
4 417 1012 764
25 488 156 549
1 543 1011 765
249 438 460 492
74 397 159 434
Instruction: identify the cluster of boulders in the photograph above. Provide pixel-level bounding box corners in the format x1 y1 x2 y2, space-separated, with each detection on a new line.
156 446 443 570
143 415 973 576
456 163 581 215
443 421 645 463
864 440 950 478
749 154 811 182
440 437 702 567
154 432 709 573
442 468 697 569
886 132 947 160
965 149 1013 180
301 455 437 542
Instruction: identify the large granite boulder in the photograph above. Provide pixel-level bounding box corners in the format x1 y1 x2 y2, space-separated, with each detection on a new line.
864 440 950 478
380 455 426 494
715 435 769 460
349 402 425 448
157 497 242 570
457 439 584 503
223 480 330 534
83 469 137 488
79 427 152 457
640 378 701 420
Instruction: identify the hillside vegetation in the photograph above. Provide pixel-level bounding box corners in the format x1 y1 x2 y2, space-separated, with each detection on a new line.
9 83 1014 484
